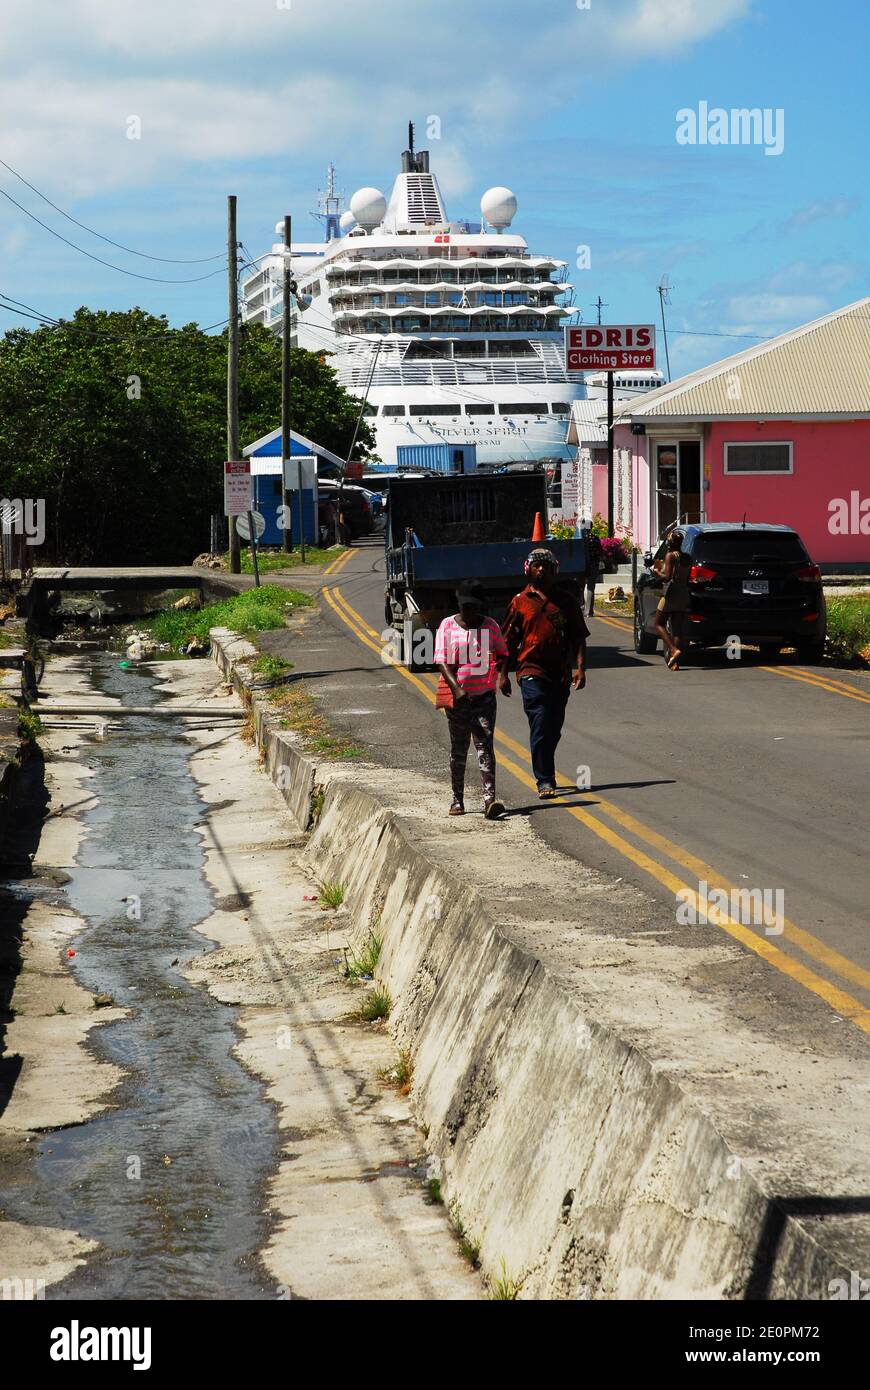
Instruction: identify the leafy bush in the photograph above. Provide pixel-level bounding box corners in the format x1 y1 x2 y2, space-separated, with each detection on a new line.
825 595 870 664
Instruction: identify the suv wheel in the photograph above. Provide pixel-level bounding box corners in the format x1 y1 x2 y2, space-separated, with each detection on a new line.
634 597 658 654
796 640 825 664
758 643 782 662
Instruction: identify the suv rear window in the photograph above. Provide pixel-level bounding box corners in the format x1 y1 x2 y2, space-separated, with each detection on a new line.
691 531 808 562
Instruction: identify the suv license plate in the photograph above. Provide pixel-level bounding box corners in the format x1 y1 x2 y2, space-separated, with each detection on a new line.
743 579 769 595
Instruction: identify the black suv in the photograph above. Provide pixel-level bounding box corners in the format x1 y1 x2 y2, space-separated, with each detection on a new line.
634 523 826 661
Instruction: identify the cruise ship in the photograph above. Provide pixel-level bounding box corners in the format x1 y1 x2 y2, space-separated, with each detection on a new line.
241 130 658 468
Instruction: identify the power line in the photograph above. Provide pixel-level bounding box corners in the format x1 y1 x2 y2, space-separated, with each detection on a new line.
0 293 229 340
0 185 227 284
0 154 224 264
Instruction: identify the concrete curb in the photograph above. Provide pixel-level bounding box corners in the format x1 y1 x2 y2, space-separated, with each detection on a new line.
210 626 858 1301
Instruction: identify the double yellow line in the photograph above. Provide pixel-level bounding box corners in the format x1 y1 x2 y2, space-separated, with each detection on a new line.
599 609 870 704
323 547 355 578
322 581 870 1033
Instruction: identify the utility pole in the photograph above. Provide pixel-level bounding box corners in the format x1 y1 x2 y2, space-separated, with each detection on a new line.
281 214 294 553
227 195 241 574
658 275 672 382
592 295 608 325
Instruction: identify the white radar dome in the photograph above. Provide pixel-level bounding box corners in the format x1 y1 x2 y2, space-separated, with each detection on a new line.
339 210 357 233
481 186 517 230
349 187 386 231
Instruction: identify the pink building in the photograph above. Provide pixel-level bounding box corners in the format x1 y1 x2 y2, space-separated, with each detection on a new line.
606 297 870 569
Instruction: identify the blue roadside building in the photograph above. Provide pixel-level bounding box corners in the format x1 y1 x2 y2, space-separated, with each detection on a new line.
243 427 345 546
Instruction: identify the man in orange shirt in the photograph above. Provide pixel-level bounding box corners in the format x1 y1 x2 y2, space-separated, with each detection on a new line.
499 548 588 798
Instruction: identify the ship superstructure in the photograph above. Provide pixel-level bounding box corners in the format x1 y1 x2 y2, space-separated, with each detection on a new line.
241 130 660 465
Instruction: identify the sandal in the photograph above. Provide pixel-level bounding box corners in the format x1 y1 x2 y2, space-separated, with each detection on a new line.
537 785 556 799
484 798 505 820
448 800 465 816
667 649 682 671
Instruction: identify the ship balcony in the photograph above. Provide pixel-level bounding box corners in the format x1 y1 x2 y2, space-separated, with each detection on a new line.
325 253 562 280
327 303 567 323
328 279 564 302
326 296 561 315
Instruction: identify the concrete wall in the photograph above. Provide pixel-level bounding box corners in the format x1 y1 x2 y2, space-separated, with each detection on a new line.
210 627 861 1300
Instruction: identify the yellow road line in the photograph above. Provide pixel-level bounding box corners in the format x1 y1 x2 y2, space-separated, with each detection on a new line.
596 615 870 706
325 584 870 1030
323 547 354 577
489 722 870 992
761 664 870 704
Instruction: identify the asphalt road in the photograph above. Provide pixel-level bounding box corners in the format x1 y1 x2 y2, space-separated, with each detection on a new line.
262 536 870 1035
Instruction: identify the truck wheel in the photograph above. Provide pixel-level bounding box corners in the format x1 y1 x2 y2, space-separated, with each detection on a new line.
634 600 657 654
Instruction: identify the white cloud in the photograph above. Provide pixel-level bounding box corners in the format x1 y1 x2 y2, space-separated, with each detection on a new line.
0 0 754 198
780 197 856 234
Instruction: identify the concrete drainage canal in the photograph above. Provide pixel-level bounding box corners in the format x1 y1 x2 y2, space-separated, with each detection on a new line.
0 649 280 1299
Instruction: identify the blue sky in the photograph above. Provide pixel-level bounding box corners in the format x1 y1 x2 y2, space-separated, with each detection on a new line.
0 0 865 378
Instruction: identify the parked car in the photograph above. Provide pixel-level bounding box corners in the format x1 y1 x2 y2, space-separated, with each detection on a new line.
634 523 826 661
317 484 373 542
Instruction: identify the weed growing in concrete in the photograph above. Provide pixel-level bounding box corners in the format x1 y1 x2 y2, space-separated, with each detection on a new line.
317 880 346 910
54 1002 67 1015
426 1177 443 1204
310 787 325 823
489 1258 521 1300
17 708 43 742
343 931 382 980
240 706 257 745
450 1203 481 1268
355 987 391 1022
251 653 294 682
269 681 363 760
377 1046 413 1095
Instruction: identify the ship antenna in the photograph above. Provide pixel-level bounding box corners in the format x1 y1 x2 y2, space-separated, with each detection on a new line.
408 121 415 156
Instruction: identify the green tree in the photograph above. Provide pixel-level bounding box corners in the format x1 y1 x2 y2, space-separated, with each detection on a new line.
0 307 373 564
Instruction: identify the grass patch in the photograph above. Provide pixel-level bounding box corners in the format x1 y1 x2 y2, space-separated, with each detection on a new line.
268 680 363 761
343 930 382 979
354 986 391 1022
147 585 312 649
826 594 870 665
449 1203 481 1268
489 1258 521 1300
250 653 293 682
377 1046 413 1095
317 879 346 910
426 1177 443 1204
226 545 345 574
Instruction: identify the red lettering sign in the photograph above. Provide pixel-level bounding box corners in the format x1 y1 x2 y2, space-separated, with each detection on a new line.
564 324 656 372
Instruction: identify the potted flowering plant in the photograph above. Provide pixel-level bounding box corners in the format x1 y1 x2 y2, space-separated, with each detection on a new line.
600 536 629 572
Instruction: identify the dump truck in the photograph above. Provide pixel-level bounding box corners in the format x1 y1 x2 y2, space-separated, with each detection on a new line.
383 471 588 668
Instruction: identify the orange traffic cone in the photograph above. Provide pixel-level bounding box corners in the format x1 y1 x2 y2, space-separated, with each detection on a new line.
531 512 545 542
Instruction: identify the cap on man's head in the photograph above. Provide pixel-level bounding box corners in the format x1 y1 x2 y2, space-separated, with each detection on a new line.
524 547 559 575
456 580 485 608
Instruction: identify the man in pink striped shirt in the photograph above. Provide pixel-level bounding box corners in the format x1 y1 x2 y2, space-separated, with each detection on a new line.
434 582 507 819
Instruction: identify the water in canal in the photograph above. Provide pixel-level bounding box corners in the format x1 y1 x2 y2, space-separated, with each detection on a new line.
0 653 279 1299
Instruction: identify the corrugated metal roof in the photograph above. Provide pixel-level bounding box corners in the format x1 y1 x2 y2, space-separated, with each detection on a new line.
612 297 870 421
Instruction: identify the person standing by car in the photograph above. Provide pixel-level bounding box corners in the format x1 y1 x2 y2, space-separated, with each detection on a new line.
499 548 588 799
653 530 691 670
584 525 603 618
434 581 508 820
